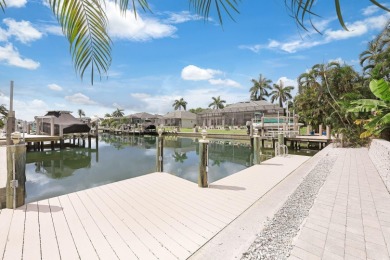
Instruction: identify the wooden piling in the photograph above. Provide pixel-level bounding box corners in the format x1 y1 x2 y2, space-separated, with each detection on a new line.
156 136 164 172
198 140 209 188
5 145 26 209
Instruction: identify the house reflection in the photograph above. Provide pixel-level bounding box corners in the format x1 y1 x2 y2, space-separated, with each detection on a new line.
27 149 92 179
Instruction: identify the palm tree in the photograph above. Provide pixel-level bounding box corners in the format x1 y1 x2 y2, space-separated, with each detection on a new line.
0 104 8 128
208 96 226 109
249 74 272 101
172 98 187 111
269 81 294 108
172 152 188 163
112 108 124 117
360 40 381 75
0 1 387 85
78 109 85 118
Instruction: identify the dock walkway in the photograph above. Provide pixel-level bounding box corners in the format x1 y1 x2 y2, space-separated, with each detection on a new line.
0 154 310 259
289 148 390 259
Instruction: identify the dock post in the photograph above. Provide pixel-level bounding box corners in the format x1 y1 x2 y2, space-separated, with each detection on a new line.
198 129 209 188
5 144 26 209
319 124 323 136
156 135 164 172
326 125 331 139
253 133 262 164
51 141 54 150
88 135 92 148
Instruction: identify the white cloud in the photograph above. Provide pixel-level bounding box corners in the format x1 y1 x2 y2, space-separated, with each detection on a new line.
41 25 63 36
238 44 265 53
5 0 26 8
328 57 344 64
362 5 380 16
276 77 298 97
48 84 63 91
165 11 202 24
112 102 124 109
0 43 40 69
3 18 42 44
240 12 390 54
0 27 7 42
65 93 97 105
105 1 176 41
131 93 151 99
208 78 241 88
181 65 222 81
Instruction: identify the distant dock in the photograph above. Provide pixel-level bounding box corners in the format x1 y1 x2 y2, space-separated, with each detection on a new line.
0 134 98 152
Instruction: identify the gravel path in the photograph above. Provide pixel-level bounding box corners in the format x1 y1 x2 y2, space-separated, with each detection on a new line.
242 150 339 260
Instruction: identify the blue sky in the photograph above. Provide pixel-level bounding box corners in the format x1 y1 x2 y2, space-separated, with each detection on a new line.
0 0 389 121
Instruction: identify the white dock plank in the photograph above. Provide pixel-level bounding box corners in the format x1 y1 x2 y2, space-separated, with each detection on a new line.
110 178 210 242
75 191 139 260
48 197 80 259
140 175 234 224
37 199 61 260
85 188 158 260
105 181 197 258
119 178 220 236
22 203 41 259
57 195 99 260
0 209 13 257
96 184 178 260
123 177 224 232
67 192 119 260
3 205 26 260
109 179 204 250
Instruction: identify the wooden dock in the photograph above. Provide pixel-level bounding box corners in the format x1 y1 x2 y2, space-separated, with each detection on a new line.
0 154 309 259
0 134 98 152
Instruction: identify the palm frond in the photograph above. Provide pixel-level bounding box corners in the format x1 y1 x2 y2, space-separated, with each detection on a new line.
50 0 111 85
115 0 150 17
189 0 239 25
0 0 5 12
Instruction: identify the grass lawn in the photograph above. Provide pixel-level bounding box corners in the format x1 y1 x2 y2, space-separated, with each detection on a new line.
170 127 247 135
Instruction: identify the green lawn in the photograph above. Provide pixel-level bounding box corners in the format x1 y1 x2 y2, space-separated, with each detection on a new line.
170 127 247 135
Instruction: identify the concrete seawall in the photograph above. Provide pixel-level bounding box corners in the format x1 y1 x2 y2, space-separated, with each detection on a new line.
369 139 390 191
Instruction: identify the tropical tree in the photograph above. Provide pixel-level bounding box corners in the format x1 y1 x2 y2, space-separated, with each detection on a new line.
294 61 370 145
172 98 187 111
104 113 111 118
269 81 294 108
78 109 86 118
249 74 272 101
189 107 204 114
349 79 390 140
359 21 390 80
208 96 226 109
0 104 8 128
0 1 388 84
360 40 382 76
112 108 125 117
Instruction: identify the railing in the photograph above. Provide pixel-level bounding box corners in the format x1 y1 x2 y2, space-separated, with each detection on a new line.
275 142 289 157
266 130 299 138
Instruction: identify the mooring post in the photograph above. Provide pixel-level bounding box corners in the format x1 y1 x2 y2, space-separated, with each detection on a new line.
198 129 209 188
253 130 261 164
5 144 26 209
156 128 164 172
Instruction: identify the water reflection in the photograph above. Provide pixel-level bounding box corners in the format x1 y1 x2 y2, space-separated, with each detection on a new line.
25 134 317 203
27 149 92 179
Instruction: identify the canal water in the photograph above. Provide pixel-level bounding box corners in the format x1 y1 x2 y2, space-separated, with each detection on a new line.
25 134 317 203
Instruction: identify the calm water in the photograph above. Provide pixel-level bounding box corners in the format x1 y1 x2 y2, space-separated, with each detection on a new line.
25 134 317 203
